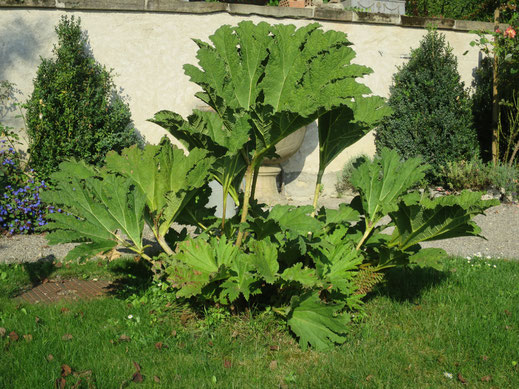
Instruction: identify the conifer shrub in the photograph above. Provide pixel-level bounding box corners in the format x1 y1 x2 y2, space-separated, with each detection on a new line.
24 16 141 179
375 30 479 183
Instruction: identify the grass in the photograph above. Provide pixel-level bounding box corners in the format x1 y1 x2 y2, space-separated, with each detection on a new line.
0 256 518 388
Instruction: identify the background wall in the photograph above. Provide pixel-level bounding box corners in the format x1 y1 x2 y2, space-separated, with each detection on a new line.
0 2 490 199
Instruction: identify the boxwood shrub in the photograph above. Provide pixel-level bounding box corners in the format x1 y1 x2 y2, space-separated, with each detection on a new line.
24 16 142 179
375 30 479 183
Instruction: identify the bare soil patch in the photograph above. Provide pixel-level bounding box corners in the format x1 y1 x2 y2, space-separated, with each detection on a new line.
16 279 110 304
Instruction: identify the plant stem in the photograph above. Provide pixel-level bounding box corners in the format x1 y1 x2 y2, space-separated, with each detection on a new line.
156 233 174 256
236 163 254 248
151 216 174 255
250 164 260 202
221 194 228 230
356 221 373 251
509 140 519 167
128 247 153 263
220 155 241 229
311 170 324 217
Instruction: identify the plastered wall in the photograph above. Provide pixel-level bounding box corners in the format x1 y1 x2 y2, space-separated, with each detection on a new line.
0 3 487 198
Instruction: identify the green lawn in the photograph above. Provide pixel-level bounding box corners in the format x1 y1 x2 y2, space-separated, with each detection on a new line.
1 256 518 388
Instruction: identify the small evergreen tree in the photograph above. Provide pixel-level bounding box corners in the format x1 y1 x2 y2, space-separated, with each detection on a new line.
25 16 141 179
375 30 479 182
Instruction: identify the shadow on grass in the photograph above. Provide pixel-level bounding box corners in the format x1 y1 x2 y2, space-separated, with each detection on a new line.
370 266 450 302
106 259 154 299
23 256 57 285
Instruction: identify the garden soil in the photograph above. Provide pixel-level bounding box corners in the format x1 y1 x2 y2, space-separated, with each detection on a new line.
1 200 518 264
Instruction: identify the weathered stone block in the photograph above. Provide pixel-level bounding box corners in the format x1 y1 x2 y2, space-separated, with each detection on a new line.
341 0 405 15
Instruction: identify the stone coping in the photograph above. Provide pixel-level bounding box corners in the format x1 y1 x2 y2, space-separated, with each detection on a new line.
0 0 502 32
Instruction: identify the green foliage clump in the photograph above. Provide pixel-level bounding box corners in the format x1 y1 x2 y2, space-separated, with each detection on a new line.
375 30 479 182
488 162 519 199
443 158 518 200
42 22 498 351
406 0 517 23
24 16 141 179
442 158 490 190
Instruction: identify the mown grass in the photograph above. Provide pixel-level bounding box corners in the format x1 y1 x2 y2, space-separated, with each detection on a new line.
0 256 518 388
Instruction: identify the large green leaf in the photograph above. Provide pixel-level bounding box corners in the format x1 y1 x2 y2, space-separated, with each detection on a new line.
324 203 361 225
268 205 323 236
163 237 228 298
159 146 214 237
212 235 241 268
287 292 349 351
261 24 317 114
369 246 412 271
181 22 381 168
150 110 248 206
151 110 250 157
347 96 393 126
321 246 363 294
169 236 259 301
165 259 212 298
175 184 218 229
389 191 498 250
185 21 271 111
212 22 271 110
41 161 146 260
249 239 279 284
105 140 214 238
309 239 363 293
318 107 364 173
93 174 146 246
220 253 258 303
280 264 321 289
262 24 372 115
63 241 118 261
175 238 224 274
350 148 428 223
104 144 161 211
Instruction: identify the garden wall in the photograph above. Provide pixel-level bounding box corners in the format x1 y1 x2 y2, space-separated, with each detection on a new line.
0 1 494 199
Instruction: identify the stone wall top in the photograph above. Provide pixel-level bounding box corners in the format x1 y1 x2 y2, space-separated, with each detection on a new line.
0 0 500 32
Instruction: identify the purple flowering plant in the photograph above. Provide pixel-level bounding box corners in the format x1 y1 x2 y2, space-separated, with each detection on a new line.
0 126 55 235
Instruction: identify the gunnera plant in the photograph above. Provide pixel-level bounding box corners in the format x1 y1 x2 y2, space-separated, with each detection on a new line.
375 30 479 183
24 16 142 179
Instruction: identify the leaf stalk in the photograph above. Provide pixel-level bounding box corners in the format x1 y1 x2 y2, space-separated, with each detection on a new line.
236 163 255 248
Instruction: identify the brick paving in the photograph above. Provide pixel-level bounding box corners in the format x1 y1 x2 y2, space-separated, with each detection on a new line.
17 279 111 304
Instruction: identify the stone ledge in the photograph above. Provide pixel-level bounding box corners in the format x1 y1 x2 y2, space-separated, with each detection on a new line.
228 3 313 18
0 0 497 32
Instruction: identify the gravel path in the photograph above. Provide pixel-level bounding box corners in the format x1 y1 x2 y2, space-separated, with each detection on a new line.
1 202 518 264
